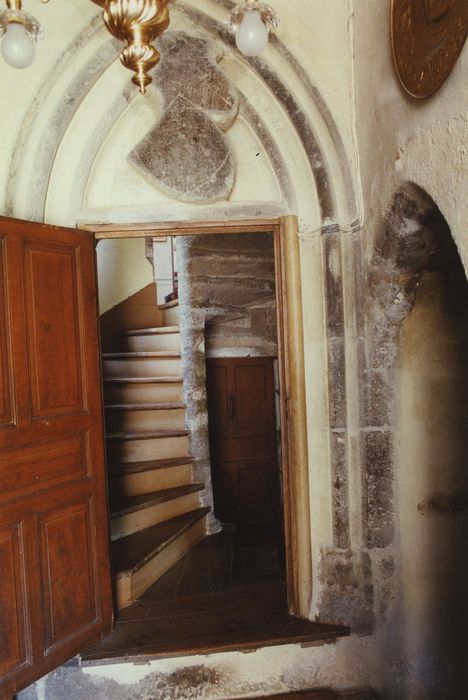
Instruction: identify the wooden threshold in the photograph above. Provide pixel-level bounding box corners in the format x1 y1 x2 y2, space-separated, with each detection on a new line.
80 582 348 664
81 531 349 666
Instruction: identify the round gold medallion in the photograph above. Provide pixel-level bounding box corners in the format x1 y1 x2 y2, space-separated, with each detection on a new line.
391 0 468 98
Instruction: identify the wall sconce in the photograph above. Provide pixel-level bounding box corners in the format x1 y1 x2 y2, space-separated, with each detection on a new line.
230 0 279 57
0 0 47 69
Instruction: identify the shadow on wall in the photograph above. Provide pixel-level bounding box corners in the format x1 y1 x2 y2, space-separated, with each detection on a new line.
372 182 468 699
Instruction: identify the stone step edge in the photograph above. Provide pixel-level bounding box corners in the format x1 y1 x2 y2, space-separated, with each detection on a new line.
110 483 204 519
113 507 209 577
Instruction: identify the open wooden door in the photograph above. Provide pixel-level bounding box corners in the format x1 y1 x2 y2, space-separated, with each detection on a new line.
0 217 112 698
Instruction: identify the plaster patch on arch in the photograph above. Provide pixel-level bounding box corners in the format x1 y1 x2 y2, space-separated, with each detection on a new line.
130 95 236 203
128 30 238 204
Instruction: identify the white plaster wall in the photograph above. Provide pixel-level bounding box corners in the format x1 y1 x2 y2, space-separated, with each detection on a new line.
96 238 154 314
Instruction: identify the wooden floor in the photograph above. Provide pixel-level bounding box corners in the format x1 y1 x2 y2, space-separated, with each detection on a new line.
81 527 349 664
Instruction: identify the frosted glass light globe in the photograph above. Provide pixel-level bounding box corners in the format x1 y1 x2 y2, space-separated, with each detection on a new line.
1 22 35 69
235 10 269 57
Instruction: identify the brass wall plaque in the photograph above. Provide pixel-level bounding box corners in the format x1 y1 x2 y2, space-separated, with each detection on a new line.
391 0 468 98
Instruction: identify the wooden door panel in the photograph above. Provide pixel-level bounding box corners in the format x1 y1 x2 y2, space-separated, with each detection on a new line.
0 217 112 698
214 434 272 462
0 432 88 500
24 241 83 418
207 357 280 542
0 238 14 428
39 499 98 654
233 362 275 429
0 523 30 677
205 364 229 431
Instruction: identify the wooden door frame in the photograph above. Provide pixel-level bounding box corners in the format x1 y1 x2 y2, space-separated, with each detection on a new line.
84 215 312 618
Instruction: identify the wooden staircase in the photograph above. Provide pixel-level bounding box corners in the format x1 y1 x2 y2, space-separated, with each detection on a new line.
102 299 209 610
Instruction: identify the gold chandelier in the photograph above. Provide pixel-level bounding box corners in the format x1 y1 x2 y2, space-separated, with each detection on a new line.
91 0 170 94
0 0 279 92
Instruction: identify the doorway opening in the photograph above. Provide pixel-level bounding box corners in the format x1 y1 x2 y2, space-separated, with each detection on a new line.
81 217 347 662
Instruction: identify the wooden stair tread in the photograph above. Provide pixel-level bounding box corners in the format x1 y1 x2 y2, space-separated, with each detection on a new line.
112 507 209 575
122 326 179 336
158 299 179 310
107 428 189 441
111 484 204 519
103 351 181 359
105 402 185 411
111 457 193 475
103 376 182 384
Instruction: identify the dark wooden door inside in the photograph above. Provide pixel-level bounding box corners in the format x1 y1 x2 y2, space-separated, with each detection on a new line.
0 217 113 698
206 357 280 545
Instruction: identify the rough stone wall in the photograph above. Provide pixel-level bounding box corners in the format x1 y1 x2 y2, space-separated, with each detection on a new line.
317 182 468 673
359 182 468 698
177 232 277 530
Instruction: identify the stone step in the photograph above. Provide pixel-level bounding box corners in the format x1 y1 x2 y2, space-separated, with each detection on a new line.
105 403 186 432
109 457 194 499
103 377 184 404
158 299 179 326
106 429 190 463
110 483 204 542
113 508 209 609
102 351 181 378
122 327 181 353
